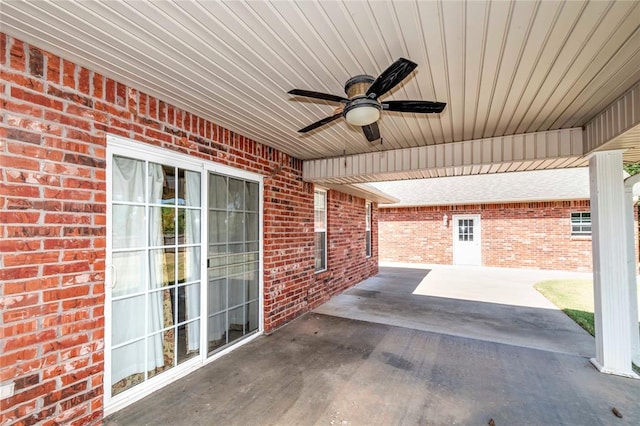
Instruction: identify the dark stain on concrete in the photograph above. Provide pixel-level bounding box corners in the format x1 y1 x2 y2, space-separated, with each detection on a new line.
345 288 380 298
382 351 414 371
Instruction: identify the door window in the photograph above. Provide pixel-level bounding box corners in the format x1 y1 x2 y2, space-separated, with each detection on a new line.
458 218 474 241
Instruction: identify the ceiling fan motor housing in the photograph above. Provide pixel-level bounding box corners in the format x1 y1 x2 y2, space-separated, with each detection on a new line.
344 74 375 97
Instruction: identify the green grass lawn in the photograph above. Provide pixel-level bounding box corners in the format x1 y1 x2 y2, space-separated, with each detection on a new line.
535 279 597 336
535 278 640 372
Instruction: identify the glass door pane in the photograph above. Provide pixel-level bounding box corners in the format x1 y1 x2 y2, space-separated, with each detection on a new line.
207 173 259 355
110 156 202 398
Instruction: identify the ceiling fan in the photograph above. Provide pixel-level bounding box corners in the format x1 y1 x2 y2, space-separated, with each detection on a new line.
288 58 446 142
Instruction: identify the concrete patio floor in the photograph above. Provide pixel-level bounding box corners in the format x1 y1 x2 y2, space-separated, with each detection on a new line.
315 264 596 357
105 265 640 425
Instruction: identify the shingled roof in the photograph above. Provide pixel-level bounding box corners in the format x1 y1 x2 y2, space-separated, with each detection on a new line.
370 168 591 208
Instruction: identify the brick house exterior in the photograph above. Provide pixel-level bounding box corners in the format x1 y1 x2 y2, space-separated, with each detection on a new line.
0 35 378 424
372 168 612 273
378 200 593 272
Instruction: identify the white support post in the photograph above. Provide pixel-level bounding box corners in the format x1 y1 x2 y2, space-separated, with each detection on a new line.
624 175 640 367
589 151 639 378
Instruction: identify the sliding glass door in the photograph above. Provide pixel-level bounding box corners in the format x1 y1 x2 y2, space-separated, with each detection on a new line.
107 137 263 409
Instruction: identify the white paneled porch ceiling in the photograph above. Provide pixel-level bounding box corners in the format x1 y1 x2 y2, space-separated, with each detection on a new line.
1 0 639 162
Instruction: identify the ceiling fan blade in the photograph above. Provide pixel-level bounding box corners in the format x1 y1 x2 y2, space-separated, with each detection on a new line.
288 89 349 103
383 100 446 113
362 122 381 142
366 58 417 99
297 112 342 133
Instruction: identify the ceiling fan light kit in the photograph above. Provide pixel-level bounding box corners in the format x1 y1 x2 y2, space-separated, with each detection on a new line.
288 58 446 142
344 98 381 126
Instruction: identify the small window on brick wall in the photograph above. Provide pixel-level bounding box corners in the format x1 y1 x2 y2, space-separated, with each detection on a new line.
314 189 327 272
365 202 372 258
571 212 591 236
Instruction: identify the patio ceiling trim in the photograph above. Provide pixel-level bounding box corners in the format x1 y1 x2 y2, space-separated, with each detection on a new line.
303 128 586 184
584 81 640 164
318 183 399 205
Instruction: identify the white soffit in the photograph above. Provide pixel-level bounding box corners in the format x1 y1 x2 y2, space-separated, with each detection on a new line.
321 183 399 204
303 128 586 184
584 81 640 164
1 1 639 161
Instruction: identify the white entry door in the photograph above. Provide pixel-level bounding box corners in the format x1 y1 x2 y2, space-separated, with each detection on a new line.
452 215 481 265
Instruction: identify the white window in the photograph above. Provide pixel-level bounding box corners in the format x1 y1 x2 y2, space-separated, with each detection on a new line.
571 212 591 236
106 136 263 414
314 189 327 272
365 202 372 258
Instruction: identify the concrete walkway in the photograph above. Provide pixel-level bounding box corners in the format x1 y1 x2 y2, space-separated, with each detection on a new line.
106 265 640 425
315 264 596 357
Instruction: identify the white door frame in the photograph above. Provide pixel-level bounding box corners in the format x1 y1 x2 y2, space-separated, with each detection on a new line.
452 214 481 266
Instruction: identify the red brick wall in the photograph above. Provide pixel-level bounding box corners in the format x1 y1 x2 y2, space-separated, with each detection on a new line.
378 201 593 272
0 34 376 425
312 192 378 304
